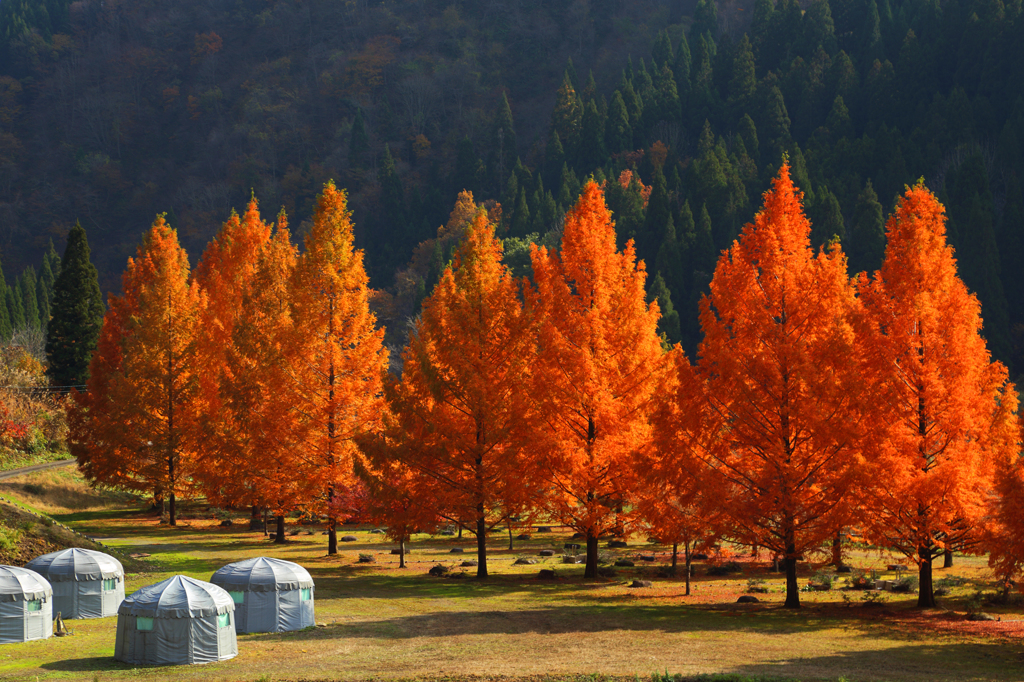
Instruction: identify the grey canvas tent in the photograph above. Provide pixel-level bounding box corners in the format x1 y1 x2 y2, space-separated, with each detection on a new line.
115 575 237 666
210 557 314 633
0 565 52 644
26 548 124 619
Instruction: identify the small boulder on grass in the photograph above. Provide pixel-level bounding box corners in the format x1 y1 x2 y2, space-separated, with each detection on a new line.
428 564 450 577
537 526 552 533
629 580 652 588
968 612 998 621
357 553 375 564
539 549 555 557
608 540 628 548
737 595 760 603
341 535 358 542
461 561 478 568
449 548 465 553
538 569 556 579
516 534 532 540
614 559 635 567
390 549 411 555
515 558 538 565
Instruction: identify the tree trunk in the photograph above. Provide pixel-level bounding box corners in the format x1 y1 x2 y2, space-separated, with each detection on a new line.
327 515 338 555
458 526 463 539
832 530 843 567
250 505 262 531
508 522 514 551
784 536 800 608
684 541 691 596
918 546 936 607
263 507 270 536
168 492 176 526
584 531 598 579
275 514 286 544
476 511 489 578
399 537 406 569
943 548 954 568
671 542 679 576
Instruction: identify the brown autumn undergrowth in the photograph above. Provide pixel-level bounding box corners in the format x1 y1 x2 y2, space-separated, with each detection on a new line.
0 468 1023 682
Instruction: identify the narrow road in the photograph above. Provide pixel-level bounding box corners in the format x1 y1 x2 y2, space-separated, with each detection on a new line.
0 458 77 480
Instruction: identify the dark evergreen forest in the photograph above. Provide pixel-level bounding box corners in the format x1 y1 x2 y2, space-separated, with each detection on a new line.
2 0 1024 376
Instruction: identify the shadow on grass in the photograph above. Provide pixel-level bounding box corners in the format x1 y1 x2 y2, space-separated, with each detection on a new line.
722 641 1024 681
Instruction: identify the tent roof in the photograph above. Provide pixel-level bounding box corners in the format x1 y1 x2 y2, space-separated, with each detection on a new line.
211 557 314 593
26 547 124 582
118 575 234 619
0 565 51 602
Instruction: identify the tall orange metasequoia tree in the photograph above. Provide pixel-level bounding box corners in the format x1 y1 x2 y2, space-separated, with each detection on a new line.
642 347 724 596
71 217 204 525
191 199 274 516
857 183 1019 607
389 211 535 578
287 182 388 555
697 164 862 608
528 180 669 579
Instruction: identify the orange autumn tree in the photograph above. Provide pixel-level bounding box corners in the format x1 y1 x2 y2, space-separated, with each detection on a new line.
640 347 725 595
697 164 862 608
191 199 275 523
528 180 669 579
857 183 1020 608
287 182 388 555
71 217 204 525
387 210 534 578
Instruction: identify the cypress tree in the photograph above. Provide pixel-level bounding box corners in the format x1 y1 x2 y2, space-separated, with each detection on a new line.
848 179 885 275
648 272 681 345
7 279 25 330
20 267 40 330
45 222 105 387
544 129 566 190
606 91 632 154
0 262 10 340
39 246 57 327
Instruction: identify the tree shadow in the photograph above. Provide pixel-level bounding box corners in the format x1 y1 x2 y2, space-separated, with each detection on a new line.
724 642 1024 682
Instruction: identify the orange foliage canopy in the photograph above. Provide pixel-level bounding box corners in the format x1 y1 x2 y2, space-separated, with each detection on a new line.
528 180 669 579
191 199 299 515
857 183 1020 607
697 164 862 608
387 210 535 577
642 347 726 594
286 182 388 553
71 216 205 525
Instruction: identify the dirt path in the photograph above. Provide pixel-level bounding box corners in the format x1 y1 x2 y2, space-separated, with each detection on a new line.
0 458 76 480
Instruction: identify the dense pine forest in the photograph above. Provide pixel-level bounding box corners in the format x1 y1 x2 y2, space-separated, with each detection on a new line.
2 0 1024 375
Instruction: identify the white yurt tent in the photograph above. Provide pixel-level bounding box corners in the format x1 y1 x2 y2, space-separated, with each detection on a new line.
0 565 52 644
115 575 237 665
210 557 314 633
26 548 124 619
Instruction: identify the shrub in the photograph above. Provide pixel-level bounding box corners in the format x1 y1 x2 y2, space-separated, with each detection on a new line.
810 570 834 590
746 578 769 594
892 575 918 593
0 526 21 552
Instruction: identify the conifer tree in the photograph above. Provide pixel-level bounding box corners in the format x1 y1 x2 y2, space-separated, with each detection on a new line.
349 108 370 170
7 277 25 330
0 262 10 340
20 267 40 330
46 223 105 387
857 183 1019 607
528 181 670 579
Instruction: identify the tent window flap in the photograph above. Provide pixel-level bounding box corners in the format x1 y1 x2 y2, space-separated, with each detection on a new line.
229 591 244 604
136 617 154 631
218 613 231 628
25 600 41 612
301 588 311 601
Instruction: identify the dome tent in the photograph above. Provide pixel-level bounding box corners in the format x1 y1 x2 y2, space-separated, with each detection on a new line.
211 557 314 633
0 565 52 644
26 548 124 619
115 575 237 666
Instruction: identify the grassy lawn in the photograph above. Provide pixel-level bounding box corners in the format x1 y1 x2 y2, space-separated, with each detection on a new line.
0 470 1021 682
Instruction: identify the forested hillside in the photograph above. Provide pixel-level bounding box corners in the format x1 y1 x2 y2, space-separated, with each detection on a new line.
2 0 1024 375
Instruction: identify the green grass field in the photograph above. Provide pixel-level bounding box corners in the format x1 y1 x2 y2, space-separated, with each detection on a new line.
0 468 1021 682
